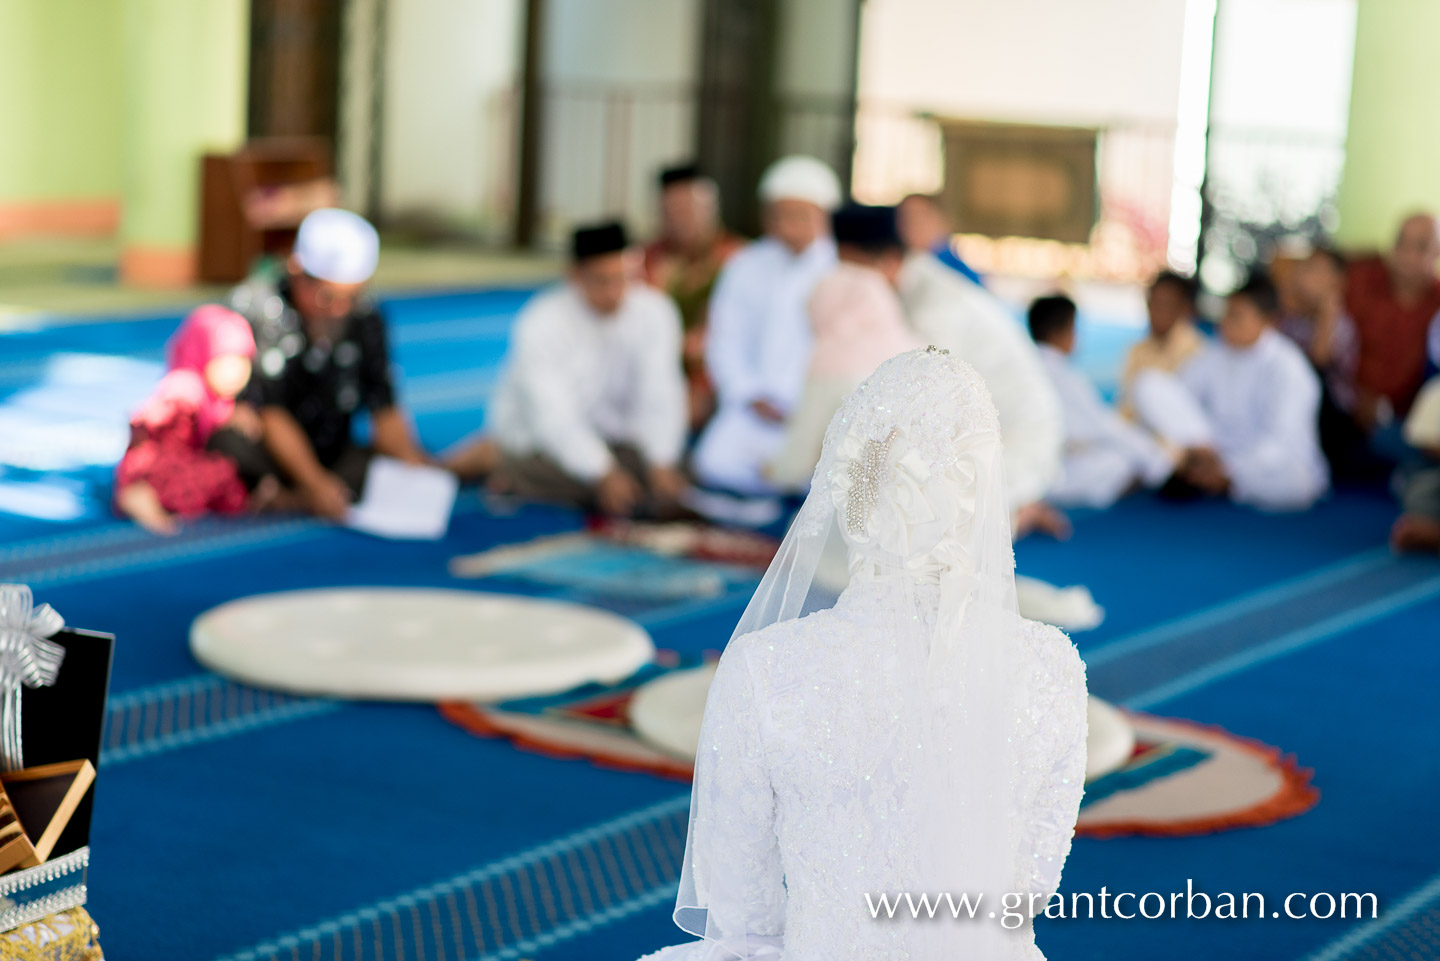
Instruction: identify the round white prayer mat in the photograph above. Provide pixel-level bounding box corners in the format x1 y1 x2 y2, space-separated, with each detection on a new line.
191 588 655 702
1086 697 1136 781
631 664 1135 784
629 662 718 761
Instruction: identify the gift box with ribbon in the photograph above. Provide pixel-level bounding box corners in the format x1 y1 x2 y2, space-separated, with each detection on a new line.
0 585 113 935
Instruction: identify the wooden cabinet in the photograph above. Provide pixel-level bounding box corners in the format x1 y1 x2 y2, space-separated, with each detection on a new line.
198 137 337 283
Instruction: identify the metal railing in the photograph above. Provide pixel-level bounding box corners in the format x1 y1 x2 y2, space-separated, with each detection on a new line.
488 82 860 248
472 82 1346 284
1199 124 1347 287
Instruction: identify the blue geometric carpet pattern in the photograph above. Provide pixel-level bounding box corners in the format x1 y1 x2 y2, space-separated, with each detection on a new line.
1 290 1437 961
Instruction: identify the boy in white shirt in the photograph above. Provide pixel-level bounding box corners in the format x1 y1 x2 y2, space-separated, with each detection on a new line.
1029 294 1173 508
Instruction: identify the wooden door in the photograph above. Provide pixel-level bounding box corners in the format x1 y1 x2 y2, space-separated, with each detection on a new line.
248 0 344 143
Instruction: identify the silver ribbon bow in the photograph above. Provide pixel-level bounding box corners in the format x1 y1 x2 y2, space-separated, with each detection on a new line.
0 585 66 771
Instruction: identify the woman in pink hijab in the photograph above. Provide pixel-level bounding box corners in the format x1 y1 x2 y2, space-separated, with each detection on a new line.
115 305 263 534
766 264 922 489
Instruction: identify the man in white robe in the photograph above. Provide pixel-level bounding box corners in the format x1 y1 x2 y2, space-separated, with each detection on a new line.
1134 273 1328 511
1029 294 1174 508
831 205 1066 534
690 155 841 494
446 222 688 517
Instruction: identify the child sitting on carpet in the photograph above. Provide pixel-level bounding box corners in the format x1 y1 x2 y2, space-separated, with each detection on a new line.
115 305 282 534
1028 293 1174 508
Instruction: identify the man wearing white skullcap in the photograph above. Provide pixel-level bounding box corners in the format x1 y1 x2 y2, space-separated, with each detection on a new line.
691 155 841 494
293 207 380 284
227 208 426 519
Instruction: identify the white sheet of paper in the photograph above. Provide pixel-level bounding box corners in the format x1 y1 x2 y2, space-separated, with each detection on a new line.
344 456 458 540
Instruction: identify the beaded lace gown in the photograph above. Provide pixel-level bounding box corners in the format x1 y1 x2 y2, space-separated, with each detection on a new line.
638 348 1088 961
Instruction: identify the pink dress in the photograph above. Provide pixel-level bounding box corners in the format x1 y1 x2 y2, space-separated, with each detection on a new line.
114 306 256 517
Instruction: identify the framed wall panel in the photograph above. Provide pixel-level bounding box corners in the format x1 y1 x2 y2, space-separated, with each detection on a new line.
940 120 1099 243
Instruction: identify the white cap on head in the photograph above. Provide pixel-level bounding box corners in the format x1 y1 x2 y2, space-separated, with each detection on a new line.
294 208 380 284
758 155 842 212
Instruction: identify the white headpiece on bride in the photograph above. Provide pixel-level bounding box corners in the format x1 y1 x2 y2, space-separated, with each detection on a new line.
674 346 1027 958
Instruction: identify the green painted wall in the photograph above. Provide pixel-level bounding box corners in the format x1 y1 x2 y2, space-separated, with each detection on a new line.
0 0 247 251
1336 0 1440 250
120 0 249 248
0 0 125 202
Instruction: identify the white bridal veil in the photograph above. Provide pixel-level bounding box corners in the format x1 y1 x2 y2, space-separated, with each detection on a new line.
673 346 1047 959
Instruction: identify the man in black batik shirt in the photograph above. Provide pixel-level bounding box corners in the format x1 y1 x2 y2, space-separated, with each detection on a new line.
228 208 428 519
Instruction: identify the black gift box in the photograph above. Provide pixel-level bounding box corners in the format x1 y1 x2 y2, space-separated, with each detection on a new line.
18 627 114 860
0 624 113 931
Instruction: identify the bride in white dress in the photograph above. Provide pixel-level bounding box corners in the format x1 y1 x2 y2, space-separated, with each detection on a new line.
639 347 1088 960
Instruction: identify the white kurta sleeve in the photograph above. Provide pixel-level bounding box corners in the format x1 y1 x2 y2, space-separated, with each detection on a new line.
755 276 816 414
1224 356 1323 510
705 253 764 409
767 375 852 490
945 279 1062 508
510 307 614 483
676 646 787 952
1403 376 1440 449
998 370 1064 509
1069 375 1123 447
1056 365 1172 487
1135 366 1216 449
633 295 689 469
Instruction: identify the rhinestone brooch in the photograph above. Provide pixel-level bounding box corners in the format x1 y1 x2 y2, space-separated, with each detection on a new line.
845 428 898 535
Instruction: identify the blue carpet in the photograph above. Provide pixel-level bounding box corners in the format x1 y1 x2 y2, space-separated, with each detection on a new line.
2 288 1436 961
0 288 533 540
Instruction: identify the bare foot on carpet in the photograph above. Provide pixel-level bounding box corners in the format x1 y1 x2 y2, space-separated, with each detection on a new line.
116 482 179 536
1390 514 1440 555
